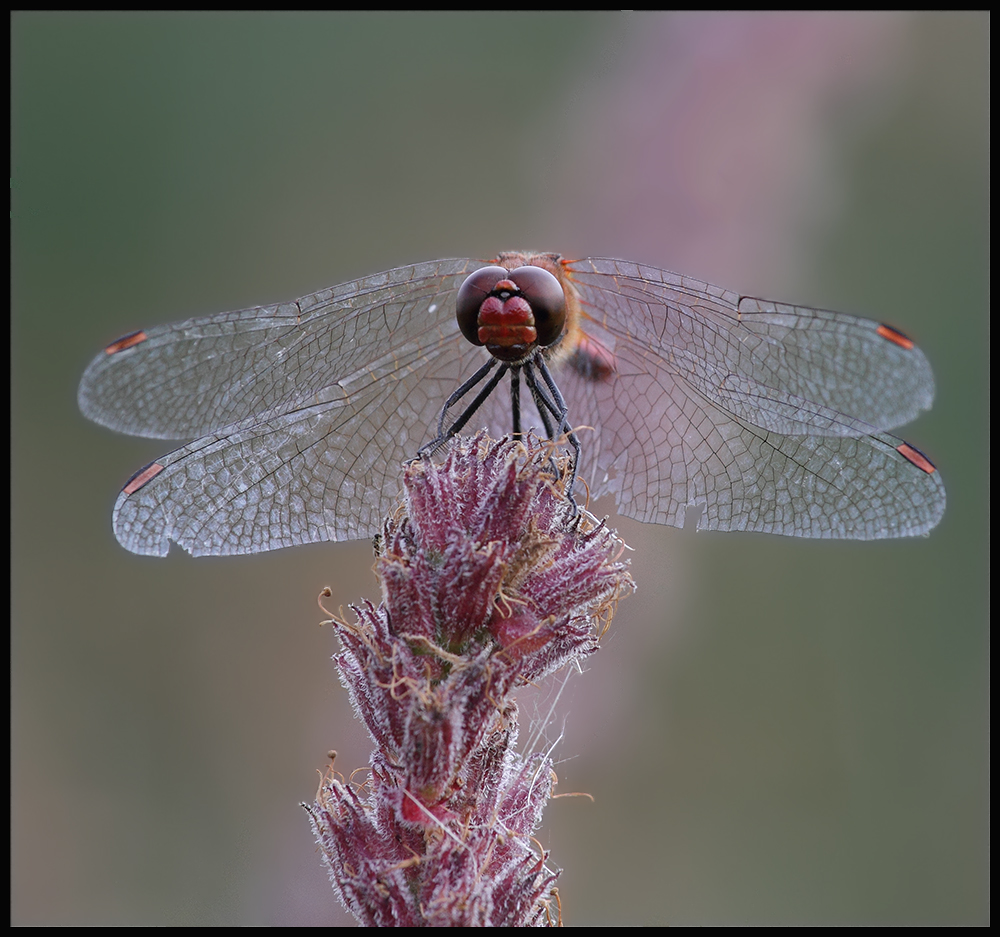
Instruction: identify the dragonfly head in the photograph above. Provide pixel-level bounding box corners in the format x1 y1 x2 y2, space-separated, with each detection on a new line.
456 264 567 363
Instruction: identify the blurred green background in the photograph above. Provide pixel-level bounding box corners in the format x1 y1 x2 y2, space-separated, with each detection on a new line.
12 12 987 925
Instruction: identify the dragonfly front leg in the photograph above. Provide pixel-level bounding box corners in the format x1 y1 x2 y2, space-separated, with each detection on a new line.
418 359 507 459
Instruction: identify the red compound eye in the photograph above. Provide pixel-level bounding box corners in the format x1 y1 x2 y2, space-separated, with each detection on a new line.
507 266 566 348
456 266 508 346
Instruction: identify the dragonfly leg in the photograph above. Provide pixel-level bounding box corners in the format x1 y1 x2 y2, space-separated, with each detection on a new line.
434 359 498 439
418 360 508 459
524 358 581 508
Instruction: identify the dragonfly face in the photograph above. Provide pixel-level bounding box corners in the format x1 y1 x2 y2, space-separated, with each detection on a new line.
78 253 945 556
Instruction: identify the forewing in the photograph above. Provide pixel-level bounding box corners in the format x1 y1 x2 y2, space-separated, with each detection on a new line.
567 258 935 435
78 259 478 440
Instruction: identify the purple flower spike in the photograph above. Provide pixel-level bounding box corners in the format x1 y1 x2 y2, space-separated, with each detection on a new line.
306 432 633 926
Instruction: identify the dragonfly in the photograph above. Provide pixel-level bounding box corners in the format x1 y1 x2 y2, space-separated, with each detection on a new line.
78 252 945 556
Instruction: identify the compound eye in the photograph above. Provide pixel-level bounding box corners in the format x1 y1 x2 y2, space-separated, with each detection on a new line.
456 266 508 346
509 266 566 347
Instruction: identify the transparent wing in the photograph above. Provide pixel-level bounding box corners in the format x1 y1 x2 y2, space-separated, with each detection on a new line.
78 258 479 439
568 258 934 434
552 257 944 539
